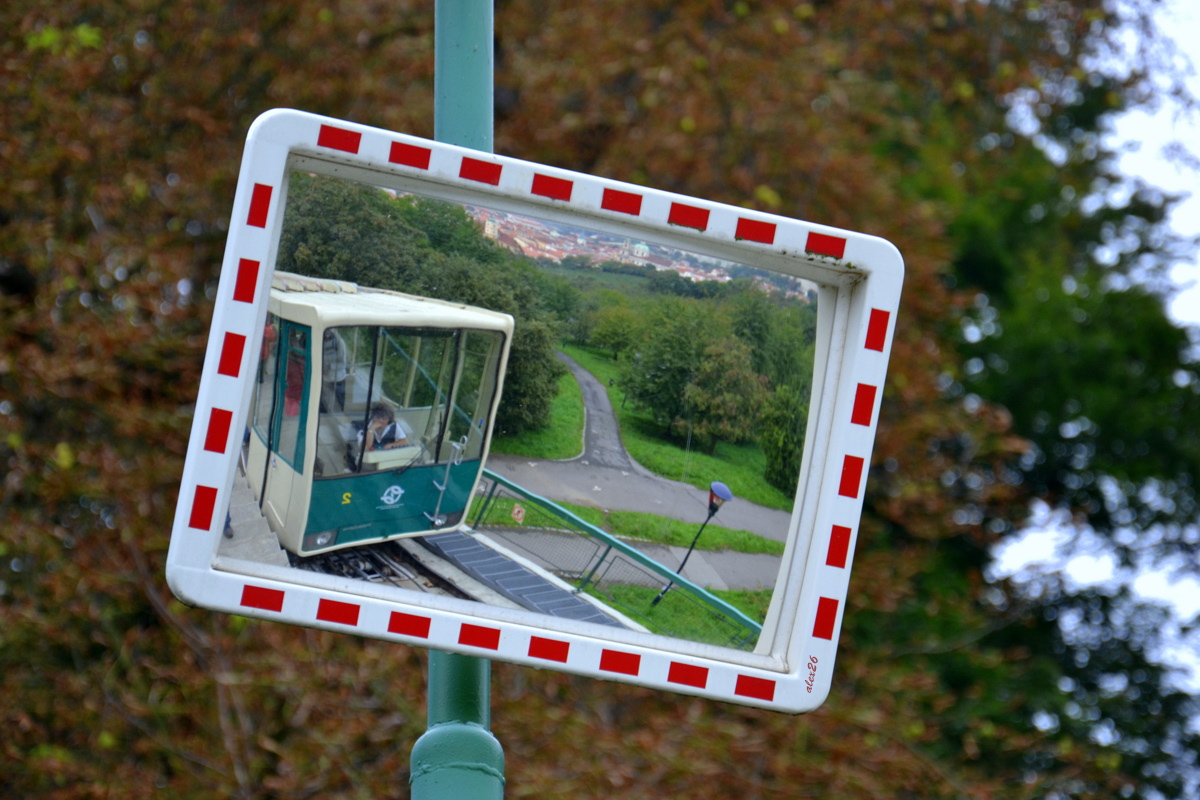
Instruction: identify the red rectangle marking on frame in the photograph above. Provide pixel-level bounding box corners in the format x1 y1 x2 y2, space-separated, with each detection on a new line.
246 183 273 228
389 141 432 169
599 649 641 676
203 408 233 453
734 675 776 701
188 485 218 530
459 157 503 186
531 173 573 201
528 636 570 663
850 383 878 427
241 585 285 612
459 623 501 650
838 455 865 498
317 124 362 154
667 662 709 688
735 217 776 244
805 231 847 259
813 596 840 640
826 525 852 568
317 599 361 627
388 612 431 638
864 308 891 352
217 332 246 377
232 258 260 304
601 188 643 216
668 202 710 231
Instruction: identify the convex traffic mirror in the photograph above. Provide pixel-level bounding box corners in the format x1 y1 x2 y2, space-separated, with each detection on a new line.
168 109 903 713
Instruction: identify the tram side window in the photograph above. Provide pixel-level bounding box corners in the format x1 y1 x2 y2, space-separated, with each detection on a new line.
275 324 310 472
405 329 460 459
320 328 349 413
250 314 281 444
313 326 366 477
447 329 506 461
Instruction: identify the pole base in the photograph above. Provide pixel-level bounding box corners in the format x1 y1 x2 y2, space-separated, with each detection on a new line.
410 721 505 799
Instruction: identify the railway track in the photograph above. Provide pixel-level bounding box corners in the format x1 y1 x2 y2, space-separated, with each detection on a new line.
289 540 472 600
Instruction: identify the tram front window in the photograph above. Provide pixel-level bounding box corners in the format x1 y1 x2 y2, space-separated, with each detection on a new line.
312 325 505 478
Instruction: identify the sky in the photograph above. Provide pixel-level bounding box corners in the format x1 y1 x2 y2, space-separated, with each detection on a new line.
993 0 1200 690
1107 0 1200 329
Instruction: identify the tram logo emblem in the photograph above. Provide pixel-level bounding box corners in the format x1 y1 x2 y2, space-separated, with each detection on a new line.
380 485 405 506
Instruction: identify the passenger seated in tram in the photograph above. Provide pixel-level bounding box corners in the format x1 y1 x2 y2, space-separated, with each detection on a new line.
362 402 414 451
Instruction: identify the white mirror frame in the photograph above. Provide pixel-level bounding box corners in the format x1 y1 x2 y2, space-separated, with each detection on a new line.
167 109 903 713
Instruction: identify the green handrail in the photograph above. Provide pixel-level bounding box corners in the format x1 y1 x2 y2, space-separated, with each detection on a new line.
475 469 763 638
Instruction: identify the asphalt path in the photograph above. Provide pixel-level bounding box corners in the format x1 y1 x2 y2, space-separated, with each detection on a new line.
485 353 792 591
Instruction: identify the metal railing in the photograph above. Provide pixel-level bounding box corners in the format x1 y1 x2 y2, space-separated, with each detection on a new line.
469 470 762 650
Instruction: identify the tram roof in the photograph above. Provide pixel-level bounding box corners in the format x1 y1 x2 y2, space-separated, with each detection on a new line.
268 271 514 333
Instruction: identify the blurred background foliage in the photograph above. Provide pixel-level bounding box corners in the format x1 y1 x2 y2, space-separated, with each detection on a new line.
2 0 1199 797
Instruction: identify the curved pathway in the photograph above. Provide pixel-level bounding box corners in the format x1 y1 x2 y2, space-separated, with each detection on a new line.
488 352 794 544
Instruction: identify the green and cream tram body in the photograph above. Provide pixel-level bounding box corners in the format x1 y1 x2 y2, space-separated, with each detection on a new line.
247 272 513 556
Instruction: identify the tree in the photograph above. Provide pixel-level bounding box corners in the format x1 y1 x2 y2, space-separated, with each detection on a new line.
760 383 810 495
621 297 724 433
676 337 769 454
589 302 640 359
392 193 508 267
727 284 777 376
278 170 429 286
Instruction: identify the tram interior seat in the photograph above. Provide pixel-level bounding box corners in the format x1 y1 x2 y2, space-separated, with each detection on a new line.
361 444 424 470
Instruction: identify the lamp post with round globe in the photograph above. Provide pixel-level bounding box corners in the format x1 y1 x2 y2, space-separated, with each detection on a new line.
652 481 734 606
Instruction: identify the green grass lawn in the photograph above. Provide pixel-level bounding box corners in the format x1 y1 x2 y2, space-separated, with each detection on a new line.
471 494 785 556
560 343 793 511
489 368 584 460
586 583 769 648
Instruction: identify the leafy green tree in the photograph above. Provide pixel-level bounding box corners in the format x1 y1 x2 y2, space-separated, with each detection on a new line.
278 171 429 285
559 254 593 270
727 285 777 375
647 268 697 297
759 383 810 494
492 315 565 435
676 337 769 454
621 297 725 432
589 302 640 359
527 269 584 326
392 193 508 266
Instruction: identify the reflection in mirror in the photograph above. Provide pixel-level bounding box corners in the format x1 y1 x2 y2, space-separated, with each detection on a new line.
219 169 821 654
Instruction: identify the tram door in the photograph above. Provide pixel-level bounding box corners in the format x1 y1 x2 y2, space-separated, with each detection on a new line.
247 315 314 538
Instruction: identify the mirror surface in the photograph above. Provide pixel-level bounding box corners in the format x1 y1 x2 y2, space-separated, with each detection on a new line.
217 168 822 654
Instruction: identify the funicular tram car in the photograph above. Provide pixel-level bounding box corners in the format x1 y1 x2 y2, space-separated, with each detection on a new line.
246 271 513 556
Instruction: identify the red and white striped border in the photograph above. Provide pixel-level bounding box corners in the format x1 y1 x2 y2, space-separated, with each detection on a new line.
166 109 902 714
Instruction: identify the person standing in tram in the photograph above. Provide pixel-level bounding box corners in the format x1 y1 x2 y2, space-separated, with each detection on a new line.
321 328 348 411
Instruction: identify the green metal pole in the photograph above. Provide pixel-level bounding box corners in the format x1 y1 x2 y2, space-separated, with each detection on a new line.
410 653 504 797
434 0 494 152
412 1 504 798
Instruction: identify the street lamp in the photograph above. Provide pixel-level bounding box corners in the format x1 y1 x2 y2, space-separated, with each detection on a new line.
651 480 733 606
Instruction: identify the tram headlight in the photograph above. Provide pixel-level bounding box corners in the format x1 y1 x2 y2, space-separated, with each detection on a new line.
304 529 337 552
